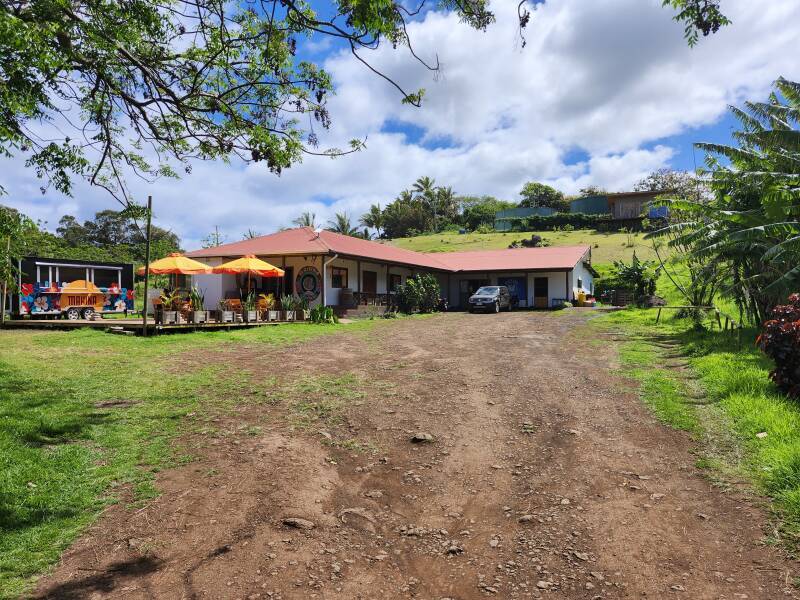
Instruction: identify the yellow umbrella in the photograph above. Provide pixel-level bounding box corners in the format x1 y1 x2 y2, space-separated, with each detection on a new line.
212 254 285 296
136 253 212 276
211 254 284 277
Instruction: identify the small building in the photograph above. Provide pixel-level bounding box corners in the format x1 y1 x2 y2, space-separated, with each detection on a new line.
569 191 665 220
494 206 556 231
186 227 595 310
606 191 663 219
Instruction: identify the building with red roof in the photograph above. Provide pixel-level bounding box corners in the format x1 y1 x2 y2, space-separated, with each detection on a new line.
187 227 595 309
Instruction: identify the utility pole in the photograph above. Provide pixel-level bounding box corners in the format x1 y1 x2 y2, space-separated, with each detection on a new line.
142 196 153 337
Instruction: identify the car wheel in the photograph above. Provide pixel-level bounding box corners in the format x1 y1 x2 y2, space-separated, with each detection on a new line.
82 307 94 320
66 308 80 320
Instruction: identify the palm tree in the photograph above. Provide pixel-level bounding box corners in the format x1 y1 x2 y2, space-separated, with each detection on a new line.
326 212 359 237
412 176 439 231
397 189 414 204
436 186 458 224
292 211 317 228
359 203 384 237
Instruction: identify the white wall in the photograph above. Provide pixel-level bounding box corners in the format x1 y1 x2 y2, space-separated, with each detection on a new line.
570 251 594 298
324 258 419 306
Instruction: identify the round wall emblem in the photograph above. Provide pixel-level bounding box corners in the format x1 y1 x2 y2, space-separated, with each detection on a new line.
296 266 321 301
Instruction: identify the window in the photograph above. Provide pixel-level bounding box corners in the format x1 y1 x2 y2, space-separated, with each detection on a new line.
93 268 119 288
59 266 86 283
577 277 583 289
331 267 348 289
389 274 402 292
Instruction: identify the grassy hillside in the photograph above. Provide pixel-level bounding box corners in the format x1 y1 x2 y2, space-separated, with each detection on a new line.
389 229 658 264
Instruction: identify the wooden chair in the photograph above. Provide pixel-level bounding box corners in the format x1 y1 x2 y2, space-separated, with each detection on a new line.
224 298 243 312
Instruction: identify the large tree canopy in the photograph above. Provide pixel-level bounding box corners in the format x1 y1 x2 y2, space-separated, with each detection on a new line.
0 0 727 206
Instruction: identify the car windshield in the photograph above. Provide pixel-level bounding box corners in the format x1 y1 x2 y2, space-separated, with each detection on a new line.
474 287 499 295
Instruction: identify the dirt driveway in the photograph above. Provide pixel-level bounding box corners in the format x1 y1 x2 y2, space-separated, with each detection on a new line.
34 311 797 599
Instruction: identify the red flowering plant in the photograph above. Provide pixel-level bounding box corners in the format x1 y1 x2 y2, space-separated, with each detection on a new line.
757 294 800 398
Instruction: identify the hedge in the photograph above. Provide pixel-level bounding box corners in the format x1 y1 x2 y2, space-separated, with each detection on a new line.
501 212 612 231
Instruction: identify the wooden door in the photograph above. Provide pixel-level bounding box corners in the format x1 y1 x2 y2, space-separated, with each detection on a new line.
363 271 377 295
533 277 549 308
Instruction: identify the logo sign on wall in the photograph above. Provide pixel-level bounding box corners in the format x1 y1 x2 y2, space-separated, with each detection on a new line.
296 266 321 301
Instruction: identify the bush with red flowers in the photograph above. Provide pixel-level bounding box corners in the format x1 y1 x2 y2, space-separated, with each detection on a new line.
758 293 800 398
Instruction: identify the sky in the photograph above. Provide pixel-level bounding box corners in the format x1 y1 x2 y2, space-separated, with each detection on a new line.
3 0 800 251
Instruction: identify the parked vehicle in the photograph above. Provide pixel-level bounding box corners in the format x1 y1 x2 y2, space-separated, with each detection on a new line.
14 257 135 319
468 286 512 313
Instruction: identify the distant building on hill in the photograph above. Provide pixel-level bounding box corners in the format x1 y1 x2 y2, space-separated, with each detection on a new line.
568 191 666 220
493 190 668 232
494 206 556 232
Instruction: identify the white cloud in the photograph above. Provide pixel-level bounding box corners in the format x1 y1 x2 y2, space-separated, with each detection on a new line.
2 0 799 250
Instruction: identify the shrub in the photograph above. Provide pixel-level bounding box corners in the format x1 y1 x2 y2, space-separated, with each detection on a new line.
310 305 338 324
395 273 441 313
758 294 800 398
610 254 658 304
475 223 494 234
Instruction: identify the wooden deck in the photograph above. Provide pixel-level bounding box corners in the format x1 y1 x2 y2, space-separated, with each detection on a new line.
0 318 302 335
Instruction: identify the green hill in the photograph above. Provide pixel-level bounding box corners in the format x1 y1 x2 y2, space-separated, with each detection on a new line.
389 229 659 265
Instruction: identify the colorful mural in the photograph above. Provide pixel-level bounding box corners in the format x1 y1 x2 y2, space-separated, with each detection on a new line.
19 281 134 315
295 266 321 301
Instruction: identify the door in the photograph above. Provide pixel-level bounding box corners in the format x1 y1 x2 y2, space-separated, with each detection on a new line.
533 277 549 308
363 271 377 295
282 266 294 296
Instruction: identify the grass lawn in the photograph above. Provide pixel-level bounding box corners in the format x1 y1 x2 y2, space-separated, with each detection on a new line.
389 229 659 263
0 319 391 599
592 307 800 550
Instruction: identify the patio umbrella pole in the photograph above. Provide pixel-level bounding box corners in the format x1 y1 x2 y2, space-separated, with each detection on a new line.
142 195 153 337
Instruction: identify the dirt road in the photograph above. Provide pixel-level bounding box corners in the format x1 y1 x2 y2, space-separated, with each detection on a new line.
34 312 797 599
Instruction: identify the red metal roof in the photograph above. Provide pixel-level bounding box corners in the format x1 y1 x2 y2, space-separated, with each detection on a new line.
187 227 589 272
432 246 590 272
187 227 451 270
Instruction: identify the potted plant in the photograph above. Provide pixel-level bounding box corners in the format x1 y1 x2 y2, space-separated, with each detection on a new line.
217 299 234 323
259 293 277 321
189 286 208 323
296 295 310 321
280 294 294 321
243 292 258 322
159 289 180 324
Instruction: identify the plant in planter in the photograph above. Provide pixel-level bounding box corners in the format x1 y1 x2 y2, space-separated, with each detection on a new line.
159 289 181 324
243 292 258 322
295 294 309 320
188 286 208 323
279 294 294 321
259 293 276 321
217 299 234 323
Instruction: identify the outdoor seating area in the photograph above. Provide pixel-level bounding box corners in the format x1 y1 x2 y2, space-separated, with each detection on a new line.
141 252 311 326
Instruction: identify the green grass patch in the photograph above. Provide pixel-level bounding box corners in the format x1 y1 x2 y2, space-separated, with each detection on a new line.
389 229 660 263
0 317 403 598
616 338 701 433
288 373 366 429
595 307 800 548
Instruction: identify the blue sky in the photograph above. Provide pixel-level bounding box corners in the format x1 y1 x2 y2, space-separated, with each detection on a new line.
2 0 798 250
